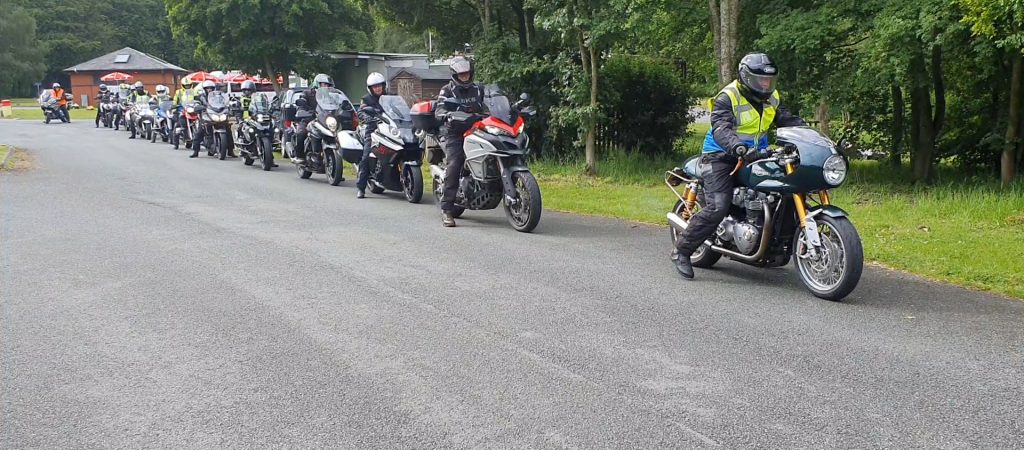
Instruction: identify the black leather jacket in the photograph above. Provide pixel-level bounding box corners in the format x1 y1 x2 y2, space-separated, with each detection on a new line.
435 81 485 136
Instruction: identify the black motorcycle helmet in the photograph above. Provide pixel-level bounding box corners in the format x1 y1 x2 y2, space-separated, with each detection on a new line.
99 85 108 92
241 80 256 95
738 53 778 101
449 56 474 86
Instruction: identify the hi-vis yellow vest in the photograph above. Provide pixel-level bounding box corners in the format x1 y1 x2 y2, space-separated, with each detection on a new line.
702 80 780 153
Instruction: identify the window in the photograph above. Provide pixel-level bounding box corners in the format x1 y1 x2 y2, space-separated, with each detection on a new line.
114 54 130 63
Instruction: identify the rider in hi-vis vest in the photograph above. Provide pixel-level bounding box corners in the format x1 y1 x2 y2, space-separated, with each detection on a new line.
672 53 806 279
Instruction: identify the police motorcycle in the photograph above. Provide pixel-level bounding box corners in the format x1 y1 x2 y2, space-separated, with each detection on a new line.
128 95 156 140
356 95 424 202
234 95 277 171
152 98 174 143
292 89 358 185
197 91 234 160
424 85 542 232
665 127 863 301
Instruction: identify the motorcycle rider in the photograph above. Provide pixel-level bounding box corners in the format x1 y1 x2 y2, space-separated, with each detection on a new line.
127 82 150 139
94 84 111 128
114 82 131 130
291 73 335 168
172 77 197 133
355 72 387 199
189 80 219 158
434 56 485 227
234 80 258 122
40 82 70 123
671 52 806 279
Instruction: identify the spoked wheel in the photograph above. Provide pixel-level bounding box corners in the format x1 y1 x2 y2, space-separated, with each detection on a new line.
503 171 542 232
326 150 343 186
670 195 722 268
403 166 423 203
260 136 274 171
794 215 864 301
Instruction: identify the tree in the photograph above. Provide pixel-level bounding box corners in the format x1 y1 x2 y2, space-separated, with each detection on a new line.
165 0 370 93
709 0 739 85
0 6 45 97
958 0 1024 186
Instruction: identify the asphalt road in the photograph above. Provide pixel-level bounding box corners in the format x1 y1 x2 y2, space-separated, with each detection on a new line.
2 120 1022 449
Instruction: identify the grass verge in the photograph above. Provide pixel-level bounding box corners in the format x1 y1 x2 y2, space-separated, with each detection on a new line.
1 108 95 121
0 145 33 172
532 128 1024 299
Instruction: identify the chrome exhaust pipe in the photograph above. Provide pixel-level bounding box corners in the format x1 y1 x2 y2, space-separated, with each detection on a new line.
667 212 688 232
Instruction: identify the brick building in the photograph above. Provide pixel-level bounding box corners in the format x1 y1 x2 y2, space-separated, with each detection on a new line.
64 47 189 107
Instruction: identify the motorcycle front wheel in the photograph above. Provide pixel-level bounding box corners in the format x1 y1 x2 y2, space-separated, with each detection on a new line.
217 133 227 160
794 215 864 301
260 136 274 171
403 165 423 203
147 123 155 142
503 171 542 233
326 150 344 186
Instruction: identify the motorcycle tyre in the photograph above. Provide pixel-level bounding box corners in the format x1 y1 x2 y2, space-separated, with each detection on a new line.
503 171 542 233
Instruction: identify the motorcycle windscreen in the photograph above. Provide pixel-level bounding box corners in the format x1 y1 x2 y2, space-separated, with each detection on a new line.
316 89 351 113
379 95 417 143
207 92 229 112
158 100 173 113
482 84 514 126
250 95 271 115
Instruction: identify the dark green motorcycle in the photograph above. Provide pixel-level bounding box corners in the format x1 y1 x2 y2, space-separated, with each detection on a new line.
666 127 863 301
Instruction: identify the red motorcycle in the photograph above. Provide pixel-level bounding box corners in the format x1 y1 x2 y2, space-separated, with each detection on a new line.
172 104 200 150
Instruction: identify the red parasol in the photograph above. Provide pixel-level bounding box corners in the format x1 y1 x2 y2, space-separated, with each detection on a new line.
100 72 133 82
185 71 222 83
223 73 251 83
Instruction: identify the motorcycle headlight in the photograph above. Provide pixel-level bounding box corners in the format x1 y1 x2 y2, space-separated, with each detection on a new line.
823 154 848 186
484 125 512 137
390 125 400 137
326 116 338 131
186 107 195 113
257 114 267 122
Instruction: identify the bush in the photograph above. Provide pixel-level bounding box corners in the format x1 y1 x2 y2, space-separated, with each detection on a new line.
598 55 694 156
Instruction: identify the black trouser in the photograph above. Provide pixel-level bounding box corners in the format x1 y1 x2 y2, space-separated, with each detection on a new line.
676 152 737 256
58 105 69 122
192 121 207 153
95 107 102 127
356 127 375 190
440 134 466 212
294 120 310 158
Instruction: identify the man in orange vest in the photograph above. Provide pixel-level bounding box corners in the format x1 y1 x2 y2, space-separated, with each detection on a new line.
42 82 71 123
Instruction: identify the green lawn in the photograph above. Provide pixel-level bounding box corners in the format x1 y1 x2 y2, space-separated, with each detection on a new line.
0 145 9 169
1 108 95 121
530 125 1024 299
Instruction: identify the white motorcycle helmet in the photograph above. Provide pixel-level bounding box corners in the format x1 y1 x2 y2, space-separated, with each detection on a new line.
366 72 386 94
201 80 216 93
155 85 168 95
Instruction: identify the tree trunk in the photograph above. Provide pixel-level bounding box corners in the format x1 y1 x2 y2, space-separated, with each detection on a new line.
890 80 904 168
585 44 599 176
719 0 740 83
265 58 282 95
1002 51 1021 187
931 44 946 136
525 9 536 47
815 99 830 136
909 51 934 183
709 0 723 85
511 0 528 50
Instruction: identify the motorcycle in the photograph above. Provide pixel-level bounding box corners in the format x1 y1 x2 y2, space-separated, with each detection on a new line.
198 91 233 160
129 96 155 140
114 86 132 131
235 95 277 171
293 89 357 185
426 85 542 232
359 95 424 202
665 126 864 301
40 98 64 124
172 104 200 150
99 96 115 128
152 99 173 143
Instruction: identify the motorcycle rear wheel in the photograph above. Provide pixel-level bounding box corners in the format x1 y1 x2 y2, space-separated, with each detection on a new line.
431 174 464 217
670 198 721 268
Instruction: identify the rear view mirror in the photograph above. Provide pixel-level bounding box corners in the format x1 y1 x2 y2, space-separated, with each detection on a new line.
519 93 532 104
295 97 308 108
520 106 537 117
